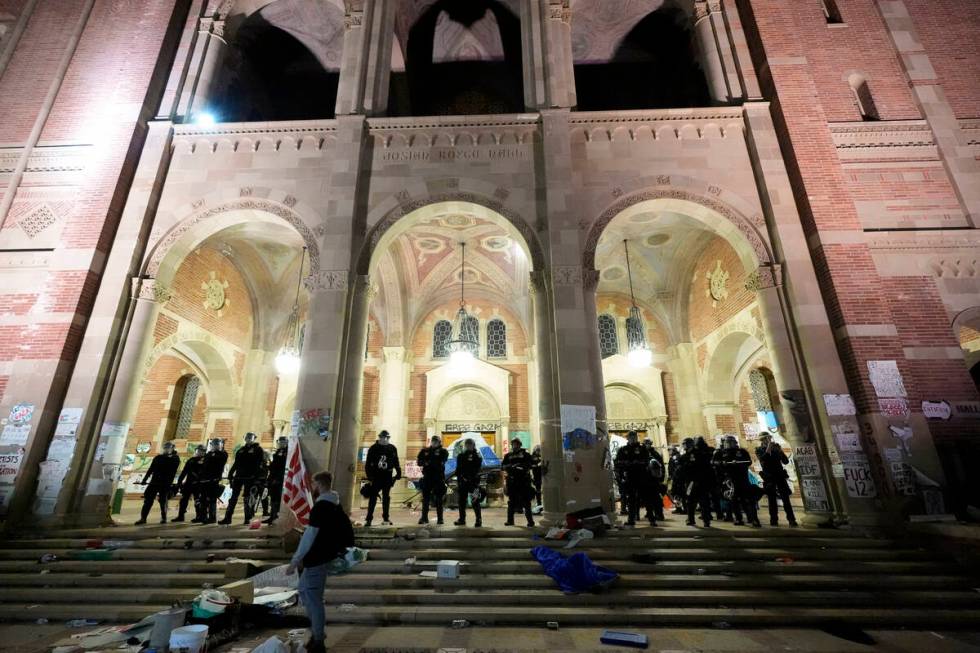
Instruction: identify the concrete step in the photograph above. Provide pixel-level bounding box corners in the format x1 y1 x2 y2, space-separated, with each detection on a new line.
351 525 875 540
0 587 202 605
324 572 975 591
0 603 171 623
318 604 980 628
351 535 900 549
0 573 222 588
376 558 957 576
0 548 284 561
359 546 930 562
322 588 980 608
0 560 230 574
0 536 281 550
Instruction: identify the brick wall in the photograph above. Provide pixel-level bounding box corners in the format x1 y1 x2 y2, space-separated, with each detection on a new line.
688 235 754 343
595 293 670 352
163 247 254 350
905 0 980 119
129 353 207 451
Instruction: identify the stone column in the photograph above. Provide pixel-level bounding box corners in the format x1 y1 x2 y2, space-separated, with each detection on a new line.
180 17 229 121
325 274 373 508
693 1 730 104
335 1 396 117
521 0 575 110
665 343 705 435
530 270 565 518
378 346 408 461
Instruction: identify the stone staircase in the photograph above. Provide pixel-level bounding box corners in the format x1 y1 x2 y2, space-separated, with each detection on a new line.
323 522 980 629
0 523 285 622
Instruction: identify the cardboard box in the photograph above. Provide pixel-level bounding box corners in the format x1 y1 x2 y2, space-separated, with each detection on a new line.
437 560 460 579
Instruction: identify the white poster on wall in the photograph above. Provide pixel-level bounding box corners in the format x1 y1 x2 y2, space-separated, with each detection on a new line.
867 360 907 398
823 394 856 416
0 424 30 446
841 452 877 498
0 452 25 484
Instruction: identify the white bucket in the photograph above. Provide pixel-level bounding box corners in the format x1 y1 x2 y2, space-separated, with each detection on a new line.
169 624 209 653
198 589 233 614
148 606 187 649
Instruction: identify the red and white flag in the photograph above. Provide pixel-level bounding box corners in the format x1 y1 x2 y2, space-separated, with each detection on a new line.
282 438 313 525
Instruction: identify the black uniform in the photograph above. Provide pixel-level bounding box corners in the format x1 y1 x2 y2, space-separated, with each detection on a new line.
221 441 265 524
644 445 666 522
615 442 650 525
365 441 401 524
502 448 535 526
717 447 760 526
455 449 483 525
174 455 205 522
200 448 227 523
139 451 181 523
679 444 714 526
667 449 685 513
530 449 543 507
757 443 797 526
417 446 449 523
266 446 287 521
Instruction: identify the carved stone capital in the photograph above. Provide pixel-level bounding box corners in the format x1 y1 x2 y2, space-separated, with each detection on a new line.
345 11 363 29
382 346 405 363
745 264 782 291
306 270 349 292
552 265 583 287
133 277 171 303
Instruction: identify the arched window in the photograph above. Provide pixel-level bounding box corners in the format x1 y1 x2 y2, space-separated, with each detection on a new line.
462 315 480 356
849 74 879 121
165 375 201 441
433 320 453 358
625 314 645 352
487 318 507 358
748 369 773 411
598 314 619 358
821 0 843 24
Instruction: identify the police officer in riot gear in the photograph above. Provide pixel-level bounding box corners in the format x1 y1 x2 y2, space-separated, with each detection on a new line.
717 435 761 527
667 445 685 514
201 438 228 524
454 438 483 527
679 437 713 527
502 437 535 527
219 432 264 525
135 441 181 525
365 430 401 526
173 445 206 523
417 435 449 525
643 438 666 522
615 431 652 527
263 436 288 524
531 444 544 508
756 432 798 527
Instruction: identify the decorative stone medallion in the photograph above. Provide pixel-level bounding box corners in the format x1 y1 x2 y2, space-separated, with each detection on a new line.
706 260 730 306
202 271 229 314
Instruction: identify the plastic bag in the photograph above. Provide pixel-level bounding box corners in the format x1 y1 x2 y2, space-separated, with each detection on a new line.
530 546 618 593
252 635 289 653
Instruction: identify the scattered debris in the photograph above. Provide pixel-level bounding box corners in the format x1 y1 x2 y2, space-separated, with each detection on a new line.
600 630 649 648
451 619 470 629
546 621 560 630
711 621 732 630
531 546 618 594
38 554 58 564
251 635 289 653
404 556 417 566
65 619 99 627
419 570 438 578
338 603 356 613
34 618 48 624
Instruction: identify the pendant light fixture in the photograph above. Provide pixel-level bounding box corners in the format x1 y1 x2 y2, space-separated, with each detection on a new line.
623 239 653 368
275 246 306 375
447 241 478 371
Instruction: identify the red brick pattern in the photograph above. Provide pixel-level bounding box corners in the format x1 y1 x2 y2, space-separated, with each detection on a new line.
129 353 207 450
688 236 754 343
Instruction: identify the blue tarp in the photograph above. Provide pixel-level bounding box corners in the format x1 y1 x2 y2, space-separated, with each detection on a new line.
530 545 618 594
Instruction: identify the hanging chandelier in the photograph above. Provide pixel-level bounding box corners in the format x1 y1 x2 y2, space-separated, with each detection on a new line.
447 241 478 371
624 239 652 368
275 246 306 375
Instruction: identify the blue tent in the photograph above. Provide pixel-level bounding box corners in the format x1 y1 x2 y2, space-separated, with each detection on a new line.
444 433 501 477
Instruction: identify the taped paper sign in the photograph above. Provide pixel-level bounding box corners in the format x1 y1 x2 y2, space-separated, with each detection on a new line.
867 360 906 398
800 478 831 512
841 452 877 498
48 437 76 460
878 398 909 418
0 452 25 483
560 405 597 451
55 408 83 437
831 463 845 478
0 424 30 446
7 403 34 426
793 445 821 478
100 421 129 438
823 394 856 416
921 400 952 420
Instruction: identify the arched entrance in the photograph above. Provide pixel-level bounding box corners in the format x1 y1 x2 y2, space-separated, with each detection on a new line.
586 193 831 516
338 198 546 511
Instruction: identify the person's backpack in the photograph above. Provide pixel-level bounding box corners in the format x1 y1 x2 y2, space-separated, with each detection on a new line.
648 458 665 480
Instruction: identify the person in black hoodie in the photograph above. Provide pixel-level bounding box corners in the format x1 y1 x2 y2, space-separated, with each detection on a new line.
135 441 181 525
172 444 206 523
201 438 228 524
263 436 288 524
454 438 483 527
219 432 265 525
364 430 400 526
417 435 449 524
679 437 714 527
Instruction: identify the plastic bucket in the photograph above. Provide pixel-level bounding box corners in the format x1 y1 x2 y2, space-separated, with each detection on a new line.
198 590 233 614
149 606 187 649
169 624 209 653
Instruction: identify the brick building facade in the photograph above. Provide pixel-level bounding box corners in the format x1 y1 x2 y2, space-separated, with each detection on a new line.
0 0 977 525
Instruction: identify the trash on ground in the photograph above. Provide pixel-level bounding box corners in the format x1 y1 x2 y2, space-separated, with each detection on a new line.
437 560 460 579
600 630 649 649
547 621 560 630
253 589 299 610
249 564 298 590
324 547 368 575
531 545 618 594
419 570 438 578
545 527 570 540
564 529 594 549
170 623 209 653
404 556 417 566
38 553 58 564
66 619 99 627
102 540 135 549
712 621 732 629
34 618 48 624
249 519 263 529
251 635 289 653
192 588 233 618
451 619 470 629
338 603 356 613
775 556 795 564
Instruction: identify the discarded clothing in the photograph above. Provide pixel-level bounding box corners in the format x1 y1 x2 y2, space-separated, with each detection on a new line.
530 545 618 593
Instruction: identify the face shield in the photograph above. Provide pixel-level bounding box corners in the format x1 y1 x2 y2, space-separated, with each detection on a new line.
244 432 258 444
